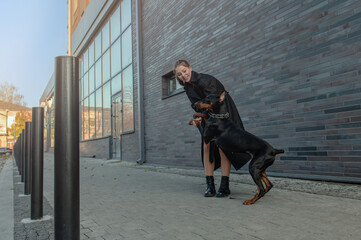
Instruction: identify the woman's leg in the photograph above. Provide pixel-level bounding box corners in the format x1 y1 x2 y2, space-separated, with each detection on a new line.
219 148 231 176
216 148 231 197
203 142 215 176
203 142 215 197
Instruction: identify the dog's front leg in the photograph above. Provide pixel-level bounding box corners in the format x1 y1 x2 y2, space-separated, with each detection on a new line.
203 123 217 144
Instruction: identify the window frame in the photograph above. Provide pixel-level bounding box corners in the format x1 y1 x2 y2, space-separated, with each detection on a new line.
161 71 185 99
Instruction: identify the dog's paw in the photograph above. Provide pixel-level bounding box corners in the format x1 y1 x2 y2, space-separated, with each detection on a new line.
243 200 254 205
189 119 202 126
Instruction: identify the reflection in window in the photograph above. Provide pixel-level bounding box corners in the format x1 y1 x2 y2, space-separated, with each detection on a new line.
89 42 95 67
95 32 102 61
103 81 111 136
89 93 95 138
84 72 89 97
122 27 132 68
84 49 89 73
122 65 134 132
80 78 83 100
102 49 110 82
89 66 95 94
111 38 121 77
110 6 120 44
112 73 122 95
95 60 102 89
102 21 110 51
102 50 110 82
162 72 183 98
83 97 89 140
80 59 83 77
121 0 131 31
96 88 102 137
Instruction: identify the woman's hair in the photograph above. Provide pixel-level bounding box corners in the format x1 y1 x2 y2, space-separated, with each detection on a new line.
173 60 190 86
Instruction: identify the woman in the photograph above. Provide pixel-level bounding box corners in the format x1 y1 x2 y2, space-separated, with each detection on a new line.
174 60 250 197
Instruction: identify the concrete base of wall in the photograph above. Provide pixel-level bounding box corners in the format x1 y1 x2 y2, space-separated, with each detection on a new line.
80 136 111 159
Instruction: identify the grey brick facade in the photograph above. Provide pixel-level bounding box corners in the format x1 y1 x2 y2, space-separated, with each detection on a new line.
141 0 361 183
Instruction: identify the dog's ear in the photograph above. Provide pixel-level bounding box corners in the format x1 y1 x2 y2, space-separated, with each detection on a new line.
219 91 226 102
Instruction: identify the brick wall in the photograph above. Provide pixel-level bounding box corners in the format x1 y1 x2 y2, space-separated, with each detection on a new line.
141 0 361 183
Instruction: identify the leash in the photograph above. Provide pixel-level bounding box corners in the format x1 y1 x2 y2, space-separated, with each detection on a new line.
208 112 230 119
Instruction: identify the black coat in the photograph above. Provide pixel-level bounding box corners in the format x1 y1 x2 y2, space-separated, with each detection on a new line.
184 71 251 170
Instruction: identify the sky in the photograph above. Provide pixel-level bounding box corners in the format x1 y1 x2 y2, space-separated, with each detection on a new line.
0 1 68 107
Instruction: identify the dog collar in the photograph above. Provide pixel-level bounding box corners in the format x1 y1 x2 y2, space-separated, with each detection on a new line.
209 112 230 119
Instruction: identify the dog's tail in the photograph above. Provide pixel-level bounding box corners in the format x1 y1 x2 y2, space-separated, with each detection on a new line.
274 149 285 157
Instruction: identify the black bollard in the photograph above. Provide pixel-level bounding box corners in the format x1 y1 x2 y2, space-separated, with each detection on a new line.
16 138 21 174
21 130 25 183
31 107 44 220
17 140 20 171
18 140 21 174
54 56 80 240
18 135 21 175
16 140 20 172
25 122 32 195
15 138 19 172
15 141 17 168
21 133 24 179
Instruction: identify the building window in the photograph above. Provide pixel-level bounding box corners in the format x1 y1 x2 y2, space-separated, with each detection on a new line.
79 1 133 141
111 38 121 77
95 32 102 61
82 97 89 140
103 81 111 136
95 60 102 89
89 93 95 138
95 88 102 137
110 6 120 44
162 71 184 99
122 65 134 133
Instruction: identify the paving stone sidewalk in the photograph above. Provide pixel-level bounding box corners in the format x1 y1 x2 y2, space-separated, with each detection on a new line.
0 155 14 240
13 171 54 240
6 153 361 240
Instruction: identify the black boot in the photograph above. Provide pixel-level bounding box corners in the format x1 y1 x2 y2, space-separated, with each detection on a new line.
204 176 216 197
216 176 231 198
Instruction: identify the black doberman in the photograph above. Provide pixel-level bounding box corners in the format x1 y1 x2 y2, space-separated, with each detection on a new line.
191 91 284 205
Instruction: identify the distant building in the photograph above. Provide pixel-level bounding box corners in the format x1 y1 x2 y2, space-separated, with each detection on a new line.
40 0 361 183
0 100 31 148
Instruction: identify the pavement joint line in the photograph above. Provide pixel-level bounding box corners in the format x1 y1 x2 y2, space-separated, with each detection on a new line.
21 215 53 224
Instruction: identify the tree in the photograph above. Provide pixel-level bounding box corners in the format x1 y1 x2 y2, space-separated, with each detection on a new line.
0 81 27 106
7 111 32 139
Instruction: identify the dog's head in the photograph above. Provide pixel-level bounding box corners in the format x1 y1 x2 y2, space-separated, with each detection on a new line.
196 91 226 112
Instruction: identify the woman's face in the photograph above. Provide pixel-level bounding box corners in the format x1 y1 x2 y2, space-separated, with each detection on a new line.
175 65 192 83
